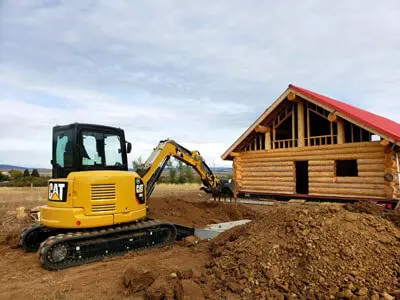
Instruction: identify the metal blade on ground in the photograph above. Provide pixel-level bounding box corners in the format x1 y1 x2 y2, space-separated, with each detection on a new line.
195 219 252 239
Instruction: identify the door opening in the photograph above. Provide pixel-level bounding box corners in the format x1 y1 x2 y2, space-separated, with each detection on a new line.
295 161 309 194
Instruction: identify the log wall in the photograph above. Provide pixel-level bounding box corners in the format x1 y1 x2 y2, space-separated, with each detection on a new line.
234 141 397 200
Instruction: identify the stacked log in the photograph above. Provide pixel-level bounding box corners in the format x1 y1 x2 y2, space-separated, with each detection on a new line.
233 141 389 199
235 158 295 194
232 158 238 196
382 145 399 199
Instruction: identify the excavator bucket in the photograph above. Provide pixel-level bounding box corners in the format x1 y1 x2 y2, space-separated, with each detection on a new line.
201 179 235 200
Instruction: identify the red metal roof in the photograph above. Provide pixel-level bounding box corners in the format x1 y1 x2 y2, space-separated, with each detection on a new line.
290 84 400 142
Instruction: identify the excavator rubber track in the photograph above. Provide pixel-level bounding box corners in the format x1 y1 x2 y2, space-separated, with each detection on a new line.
38 220 177 271
19 224 62 252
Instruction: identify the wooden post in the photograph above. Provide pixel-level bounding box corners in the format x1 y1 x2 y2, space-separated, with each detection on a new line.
337 118 345 144
272 120 276 149
265 130 271 150
306 103 310 146
297 101 305 147
292 109 295 147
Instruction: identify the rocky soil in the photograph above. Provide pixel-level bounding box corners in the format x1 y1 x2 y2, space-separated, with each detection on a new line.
203 204 400 299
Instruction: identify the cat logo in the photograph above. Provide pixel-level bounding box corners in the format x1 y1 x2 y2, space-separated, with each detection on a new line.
135 178 145 204
136 183 144 194
48 182 68 202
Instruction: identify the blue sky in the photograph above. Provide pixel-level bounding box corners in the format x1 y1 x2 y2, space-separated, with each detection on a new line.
1 1 400 168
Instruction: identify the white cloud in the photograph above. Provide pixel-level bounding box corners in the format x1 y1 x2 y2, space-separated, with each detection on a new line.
1 1 400 168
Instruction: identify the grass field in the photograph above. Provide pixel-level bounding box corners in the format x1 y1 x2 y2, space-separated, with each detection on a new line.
0 187 46 246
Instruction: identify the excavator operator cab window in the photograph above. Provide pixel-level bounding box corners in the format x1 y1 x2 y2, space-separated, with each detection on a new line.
81 131 123 169
55 130 73 168
53 128 75 178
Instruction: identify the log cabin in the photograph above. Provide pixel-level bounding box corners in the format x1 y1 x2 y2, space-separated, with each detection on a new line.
222 84 400 205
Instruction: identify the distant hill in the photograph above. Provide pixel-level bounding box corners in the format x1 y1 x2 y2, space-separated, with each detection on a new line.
0 164 51 172
0 164 27 170
211 167 232 173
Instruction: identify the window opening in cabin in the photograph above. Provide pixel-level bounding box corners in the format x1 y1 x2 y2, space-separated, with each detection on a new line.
343 120 372 143
336 160 358 177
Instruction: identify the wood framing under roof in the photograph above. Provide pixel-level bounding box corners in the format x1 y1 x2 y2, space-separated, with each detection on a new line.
222 84 400 160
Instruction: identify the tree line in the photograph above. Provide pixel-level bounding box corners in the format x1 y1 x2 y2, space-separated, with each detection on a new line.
0 169 50 187
133 157 201 184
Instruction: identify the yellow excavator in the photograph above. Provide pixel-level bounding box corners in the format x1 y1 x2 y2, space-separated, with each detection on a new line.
19 123 233 270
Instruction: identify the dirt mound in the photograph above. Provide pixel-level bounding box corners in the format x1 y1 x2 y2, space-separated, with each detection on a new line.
344 201 400 229
122 268 157 294
148 195 256 227
344 200 385 215
123 267 205 299
385 209 400 228
204 205 400 299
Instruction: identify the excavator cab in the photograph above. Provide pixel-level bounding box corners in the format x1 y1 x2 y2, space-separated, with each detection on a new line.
51 123 132 178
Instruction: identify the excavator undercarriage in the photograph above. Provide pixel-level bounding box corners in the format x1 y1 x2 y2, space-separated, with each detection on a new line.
20 219 196 270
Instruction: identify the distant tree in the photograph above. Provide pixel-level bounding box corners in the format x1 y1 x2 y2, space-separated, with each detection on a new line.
220 173 233 180
183 165 194 183
31 169 40 177
23 169 30 177
167 160 176 183
8 170 23 180
133 157 146 176
177 161 186 183
0 171 10 181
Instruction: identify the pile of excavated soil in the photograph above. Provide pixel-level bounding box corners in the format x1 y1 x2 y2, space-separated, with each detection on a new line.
147 196 257 227
122 266 206 299
386 209 400 228
344 200 385 215
345 201 400 229
204 205 400 299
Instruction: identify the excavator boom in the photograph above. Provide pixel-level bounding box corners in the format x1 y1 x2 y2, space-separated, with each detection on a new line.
139 139 233 199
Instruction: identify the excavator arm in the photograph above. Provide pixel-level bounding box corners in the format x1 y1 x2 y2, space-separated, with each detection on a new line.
138 139 233 199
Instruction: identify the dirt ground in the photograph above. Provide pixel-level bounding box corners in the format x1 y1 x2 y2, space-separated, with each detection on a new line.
0 187 254 299
0 187 399 299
